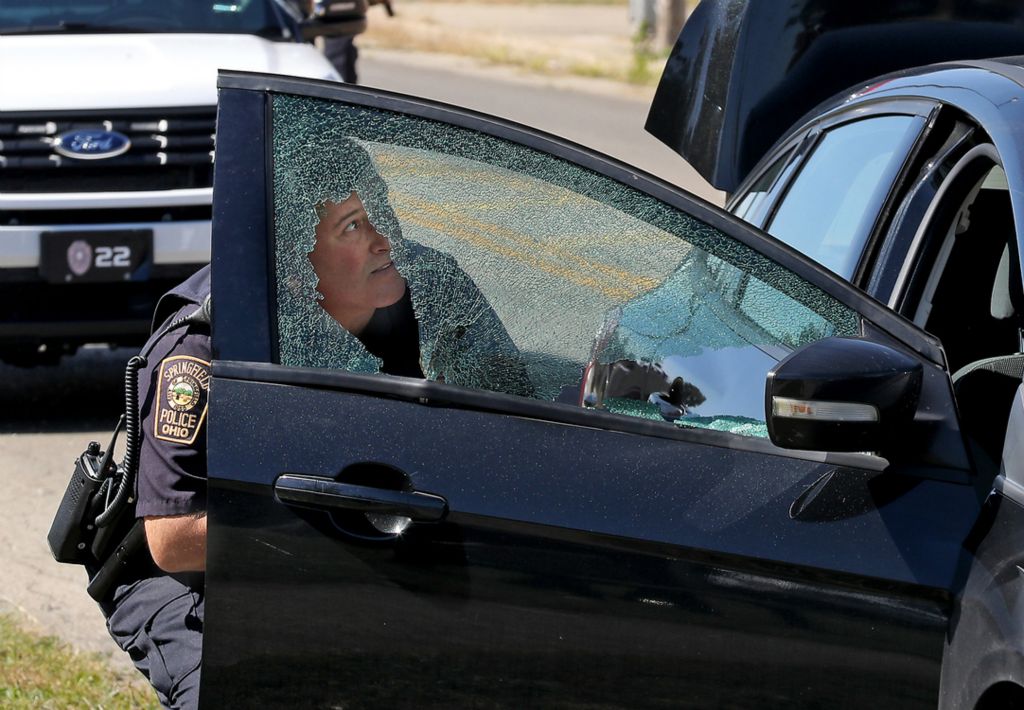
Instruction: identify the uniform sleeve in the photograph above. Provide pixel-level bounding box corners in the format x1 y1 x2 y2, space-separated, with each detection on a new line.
135 327 211 519
417 250 535 398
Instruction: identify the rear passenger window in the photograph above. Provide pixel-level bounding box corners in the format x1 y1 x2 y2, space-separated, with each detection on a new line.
767 116 925 279
270 93 858 437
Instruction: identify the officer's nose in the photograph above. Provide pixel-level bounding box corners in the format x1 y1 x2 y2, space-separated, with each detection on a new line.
368 223 390 252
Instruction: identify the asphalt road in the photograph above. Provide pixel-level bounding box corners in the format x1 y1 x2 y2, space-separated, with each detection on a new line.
360 49 725 205
0 50 721 677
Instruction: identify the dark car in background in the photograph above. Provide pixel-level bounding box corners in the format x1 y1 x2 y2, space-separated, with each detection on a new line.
191 1 1024 707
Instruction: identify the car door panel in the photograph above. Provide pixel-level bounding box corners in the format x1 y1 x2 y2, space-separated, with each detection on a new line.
203 367 975 707
205 73 979 708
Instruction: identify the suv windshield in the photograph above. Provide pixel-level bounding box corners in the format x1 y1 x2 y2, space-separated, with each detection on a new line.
0 0 294 38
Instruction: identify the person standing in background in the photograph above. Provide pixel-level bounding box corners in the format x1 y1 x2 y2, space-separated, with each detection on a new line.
303 0 396 84
323 32 361 84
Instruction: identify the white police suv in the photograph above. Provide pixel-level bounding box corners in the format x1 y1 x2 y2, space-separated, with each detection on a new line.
0 0 342 365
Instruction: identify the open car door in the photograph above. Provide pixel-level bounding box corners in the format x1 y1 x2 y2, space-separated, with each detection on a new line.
203 72 982 708
646 0 1024 192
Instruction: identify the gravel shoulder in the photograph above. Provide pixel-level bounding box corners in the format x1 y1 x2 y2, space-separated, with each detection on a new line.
1 347 143 678
360 1 667 90
2 434 138 675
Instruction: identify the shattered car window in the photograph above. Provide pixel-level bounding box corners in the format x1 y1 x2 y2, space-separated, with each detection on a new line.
271 94 858 436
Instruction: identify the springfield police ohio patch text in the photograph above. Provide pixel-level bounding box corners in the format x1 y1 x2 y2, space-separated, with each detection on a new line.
155 355 210 444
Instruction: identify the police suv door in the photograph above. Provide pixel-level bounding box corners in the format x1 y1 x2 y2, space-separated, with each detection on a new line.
203 72 980 708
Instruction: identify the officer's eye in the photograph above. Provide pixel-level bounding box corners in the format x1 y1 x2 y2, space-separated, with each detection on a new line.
343 219 360 233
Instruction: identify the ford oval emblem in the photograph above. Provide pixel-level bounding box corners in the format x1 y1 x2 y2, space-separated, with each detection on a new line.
53 129 131 160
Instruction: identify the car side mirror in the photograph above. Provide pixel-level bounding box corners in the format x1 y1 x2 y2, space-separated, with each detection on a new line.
765 337 922 453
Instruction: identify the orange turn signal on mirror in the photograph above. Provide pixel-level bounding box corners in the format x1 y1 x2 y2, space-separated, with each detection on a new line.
771 396 879 423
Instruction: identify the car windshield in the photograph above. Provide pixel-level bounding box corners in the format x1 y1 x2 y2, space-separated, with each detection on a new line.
0 0 293 37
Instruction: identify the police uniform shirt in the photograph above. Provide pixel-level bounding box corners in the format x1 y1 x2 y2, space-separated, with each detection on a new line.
357 288 424 379
136 269 211 520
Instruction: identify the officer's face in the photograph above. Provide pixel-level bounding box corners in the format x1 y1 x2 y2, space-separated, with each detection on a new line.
309 191 406 334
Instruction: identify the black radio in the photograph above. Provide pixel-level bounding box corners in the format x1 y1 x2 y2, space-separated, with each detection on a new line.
47 355 148 600
47 431 123 566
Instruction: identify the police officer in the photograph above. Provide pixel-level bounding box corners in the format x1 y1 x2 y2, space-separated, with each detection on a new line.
100 264 211 710
273 126 533 396
301 0 395 85
323 33 360 84
96 128 528 708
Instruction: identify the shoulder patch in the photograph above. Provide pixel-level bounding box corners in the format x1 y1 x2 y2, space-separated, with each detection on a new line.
154 355 211 445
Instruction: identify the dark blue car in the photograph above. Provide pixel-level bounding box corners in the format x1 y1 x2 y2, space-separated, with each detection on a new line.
200 2 1024 706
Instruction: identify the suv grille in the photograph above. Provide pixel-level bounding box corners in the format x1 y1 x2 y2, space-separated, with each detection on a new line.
0 107 216 193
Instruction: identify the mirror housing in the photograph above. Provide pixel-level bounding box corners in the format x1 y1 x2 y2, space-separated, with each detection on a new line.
765 337 922 453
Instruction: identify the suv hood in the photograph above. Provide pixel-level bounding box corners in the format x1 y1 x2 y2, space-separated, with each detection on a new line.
0 34 339 111
647 0 1024 194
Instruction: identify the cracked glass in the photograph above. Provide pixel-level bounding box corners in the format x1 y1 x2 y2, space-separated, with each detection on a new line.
271 93 859 437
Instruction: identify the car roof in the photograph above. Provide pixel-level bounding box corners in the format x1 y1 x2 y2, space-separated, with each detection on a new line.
781 55 1024 132
646 0 1024 193
976 54 1024 82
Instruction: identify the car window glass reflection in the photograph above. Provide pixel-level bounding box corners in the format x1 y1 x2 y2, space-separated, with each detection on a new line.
271 94 858 437
584 249 850 437
767 115 925 278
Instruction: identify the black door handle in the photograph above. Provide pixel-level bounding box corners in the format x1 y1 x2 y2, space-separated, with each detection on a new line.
274 474 447 522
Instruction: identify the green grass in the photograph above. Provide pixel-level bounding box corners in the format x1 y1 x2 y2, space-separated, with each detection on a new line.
627 23 656 85
0 614 158 709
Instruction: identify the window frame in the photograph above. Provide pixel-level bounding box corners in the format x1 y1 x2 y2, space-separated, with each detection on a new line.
730 99 943 286
889 143 1000 317
212 72 959 468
